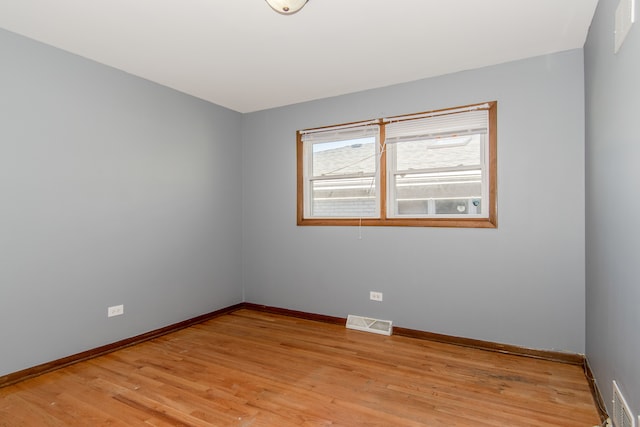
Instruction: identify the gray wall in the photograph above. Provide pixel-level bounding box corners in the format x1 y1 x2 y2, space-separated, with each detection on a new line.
0 29 243 376
585 0 640 415
242 49 586 353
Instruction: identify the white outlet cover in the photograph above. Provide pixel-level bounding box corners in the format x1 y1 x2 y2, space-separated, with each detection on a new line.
615 0 636 53
108 304 124 317
369 291 383 301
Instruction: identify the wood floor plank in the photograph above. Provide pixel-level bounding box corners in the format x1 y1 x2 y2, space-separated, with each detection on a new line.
0 392 68 427
0 309 600 426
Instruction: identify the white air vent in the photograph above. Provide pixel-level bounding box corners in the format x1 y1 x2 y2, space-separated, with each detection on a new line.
613 381 636 427
346 315 392 336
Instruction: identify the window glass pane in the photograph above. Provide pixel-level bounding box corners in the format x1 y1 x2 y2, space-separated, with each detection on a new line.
437 199 469 214
311 177 376 217
395 135 481 171
312 137 376 177
396 199 430 215
394 171 482 215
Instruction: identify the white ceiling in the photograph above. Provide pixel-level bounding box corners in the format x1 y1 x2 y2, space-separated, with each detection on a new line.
0 0 599 113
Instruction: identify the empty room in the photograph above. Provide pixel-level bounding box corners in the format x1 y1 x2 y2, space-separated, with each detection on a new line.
0 0 638 425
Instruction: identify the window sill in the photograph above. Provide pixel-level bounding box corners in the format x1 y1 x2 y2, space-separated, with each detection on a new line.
297 217 497 228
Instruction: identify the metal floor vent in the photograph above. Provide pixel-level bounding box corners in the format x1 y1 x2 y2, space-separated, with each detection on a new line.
613 381 636 427
346 315 393 336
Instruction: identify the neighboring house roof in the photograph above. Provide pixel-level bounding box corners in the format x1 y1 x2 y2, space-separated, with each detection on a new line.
313 136 481 177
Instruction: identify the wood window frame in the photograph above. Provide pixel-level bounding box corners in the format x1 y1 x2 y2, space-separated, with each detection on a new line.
297 101 497 228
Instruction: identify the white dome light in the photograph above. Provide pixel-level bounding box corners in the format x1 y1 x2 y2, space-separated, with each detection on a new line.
265 0 308 15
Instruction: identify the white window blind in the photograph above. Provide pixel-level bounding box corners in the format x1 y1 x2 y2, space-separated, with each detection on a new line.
301 123 379 144
384 110 488 145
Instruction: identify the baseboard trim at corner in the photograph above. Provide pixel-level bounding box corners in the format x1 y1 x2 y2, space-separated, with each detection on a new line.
241 302 346 325
583 357 609 423
0 303 244 389
392 326 585 365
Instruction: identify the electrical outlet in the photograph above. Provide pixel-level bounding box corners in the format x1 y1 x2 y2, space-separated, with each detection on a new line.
369 291 383 302
107 304 124 317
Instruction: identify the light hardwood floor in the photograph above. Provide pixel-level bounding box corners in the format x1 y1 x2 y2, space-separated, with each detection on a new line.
0 309 601 426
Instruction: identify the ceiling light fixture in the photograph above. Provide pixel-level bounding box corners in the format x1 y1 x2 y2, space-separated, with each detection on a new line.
265 0 308 15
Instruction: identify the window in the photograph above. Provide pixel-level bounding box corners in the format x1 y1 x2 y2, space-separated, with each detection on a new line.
297 102 497 228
